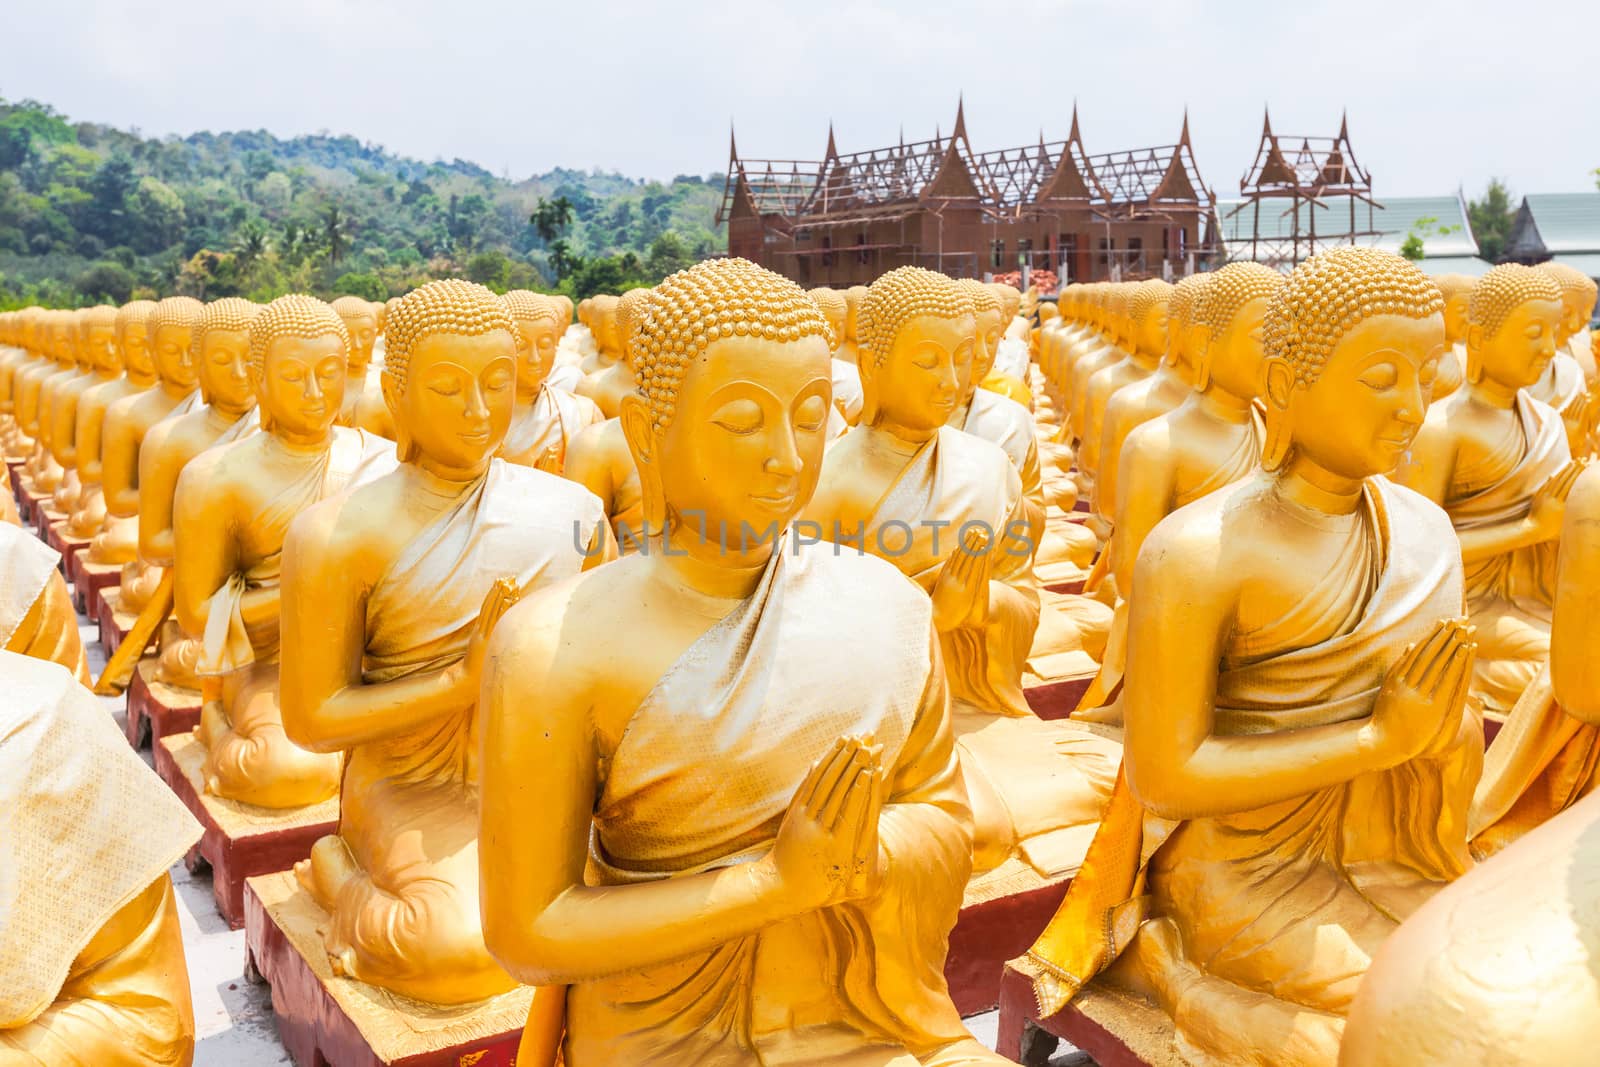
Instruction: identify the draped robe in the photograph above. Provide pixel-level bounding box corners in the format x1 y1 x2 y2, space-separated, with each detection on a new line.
569 543 1004 1066
0 653 200 1063
1525 350 1586 414
0 522 88 683
1443 392 1568 716
498 384 603 475
311 461 604 1002
1021 478 1478 1067
191 427 396 807
853 427 1120 876
1469 662 1600 857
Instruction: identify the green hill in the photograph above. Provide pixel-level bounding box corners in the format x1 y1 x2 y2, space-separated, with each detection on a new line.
0 95 727 308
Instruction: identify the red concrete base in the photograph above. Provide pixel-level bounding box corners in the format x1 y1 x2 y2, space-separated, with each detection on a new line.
46 520 89 579
946 874 1074 1016
1484 716 1503 747
71 550 120 615
156 732 339 929
126 659 202 749
997 964 1177 1066
244 872 531 1067
1043 578 1087 595
96 588 137 663
1025 673 1095 720
19 486 48 527
33 503 62 541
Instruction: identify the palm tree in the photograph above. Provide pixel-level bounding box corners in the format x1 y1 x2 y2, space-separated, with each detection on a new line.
322 205 348 265
531 196 575 245
233 220 269 269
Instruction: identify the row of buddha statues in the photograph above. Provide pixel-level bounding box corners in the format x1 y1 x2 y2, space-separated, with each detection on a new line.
0 246 1597 1067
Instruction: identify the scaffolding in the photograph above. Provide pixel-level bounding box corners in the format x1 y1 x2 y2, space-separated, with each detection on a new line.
1226 110 1381 270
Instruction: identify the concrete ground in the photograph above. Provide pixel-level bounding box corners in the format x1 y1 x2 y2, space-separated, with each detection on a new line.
80 614 1086 1067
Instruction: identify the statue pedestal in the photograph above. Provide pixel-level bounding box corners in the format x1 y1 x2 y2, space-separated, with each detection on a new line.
947 845 1092 1015
1024 650 1098 718
5 458 23 503
243 870 532 1067
126 659 202 749
33 503 62 542
155 731 339 928
997 964 1180 1067
95 589 137 664
46 519 89 579
70 550 120 615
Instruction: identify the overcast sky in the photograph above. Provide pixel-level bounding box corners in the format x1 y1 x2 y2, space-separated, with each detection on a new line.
7 0 1597 200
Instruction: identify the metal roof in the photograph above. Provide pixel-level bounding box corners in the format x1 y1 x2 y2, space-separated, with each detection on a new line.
1522 193 1600 253
1216 193 1481 263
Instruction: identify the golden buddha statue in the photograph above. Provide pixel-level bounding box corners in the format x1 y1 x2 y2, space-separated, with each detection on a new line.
1067 284 1130 443
98 297 204 610
1431 272 1473 400
330 295 380 428
1021 246 1480 1067
2 652 199 1067
1093 273 1206 529
565 302 649 546
1 520 88 682
1077 264 1280 714
1397 264 1579 721
479 256 1006 1066
1467 459 1600 856
811 286 865 426
278 279 608 1004
45 309 113 517
803 266 1119 877
25 311 83 498
545 293 586 395
173 294 395 808
138 297 262 689
66 303 146 540
82 300 159 566
988 281 1032 384
837 283 868 365
10 310 59 469
577 287 650 419
498 289 603 475
1538 261 1597 382
1080 279 1172 520
576 293 620 376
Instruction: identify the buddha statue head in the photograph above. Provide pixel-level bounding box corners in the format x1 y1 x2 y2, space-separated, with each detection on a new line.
809 288 847 353
1129 279 1174 361
957 278 1005 387
991 282 1023 323
551 294 574 338
616 287 654 370
1433 273 1475 347
48 311 73 367
1194 262 1283 397
1038 300 1059 326
1536 262 1599 346
193 298 260 414
589 294 622 359
622 256 833 555
843 285 868 343
1166 272 1210 379
80 305 120 378
1261 246 1444 478
330 295 379 373
576 298 593 331
115 300 158 384
502 289 563 398
248 294 350 441
858 266 974 433
382 279 517 475
1465 264 1563 390
148 296 204 391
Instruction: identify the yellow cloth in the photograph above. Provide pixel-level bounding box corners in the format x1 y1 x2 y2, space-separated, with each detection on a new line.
1020 479 1477 1065
0 653 200 1031
197 427 395 676
312 460 604 1003
958 389 1043 520
500 384 603 475
1444 392 1567 715
1469 663 1600 857
863 426 1037 717
0 522 87 683
569 542 1000 1066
